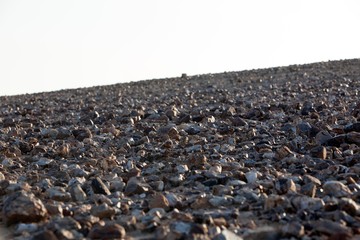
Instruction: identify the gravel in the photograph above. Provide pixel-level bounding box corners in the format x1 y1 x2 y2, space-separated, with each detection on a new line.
1 59 360 239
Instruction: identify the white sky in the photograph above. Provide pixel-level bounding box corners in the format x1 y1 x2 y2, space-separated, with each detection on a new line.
0 0 359 96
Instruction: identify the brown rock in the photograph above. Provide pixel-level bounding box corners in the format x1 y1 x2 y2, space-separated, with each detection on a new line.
88 223 126 239
310 146 327 159
275 146 293 160
148 192 170 209
91 203 116 219
3 190 48 225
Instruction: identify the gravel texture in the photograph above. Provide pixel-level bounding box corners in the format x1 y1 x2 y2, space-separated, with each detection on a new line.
1 59 360 239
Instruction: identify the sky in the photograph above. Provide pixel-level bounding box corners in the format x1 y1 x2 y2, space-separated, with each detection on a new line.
0 0 359 96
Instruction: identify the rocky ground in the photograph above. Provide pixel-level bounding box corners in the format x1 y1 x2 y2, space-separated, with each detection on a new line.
0 59 360 240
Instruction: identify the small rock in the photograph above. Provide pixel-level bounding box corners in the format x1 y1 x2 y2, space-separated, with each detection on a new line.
315 131 333 145
47 187 72 202
124 177 149 195
72 128 92 141
310 146 327 159
281 222 305 237
291 196 324 211
312 219 351 237
88 223 126 240
91 177 111 195
339 197 359 216
346 131 360 144
264 195 289 211
344 122 360 133
31 230 59 240
301 182 316 197
91 203 116 219
148 192 170 209
3 190 48 225
213 229 243 240
275 146 293 160
275 178 297 194
243 226 280 240
69 184 87 201
15 223 39 235
323 180 352 197
245 171 258 184
209 195 233 207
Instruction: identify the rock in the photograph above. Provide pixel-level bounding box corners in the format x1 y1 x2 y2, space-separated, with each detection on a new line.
209 196 233 207
15 223 39 235
346 131 360 144
310 146 327 159
243 226 280 240
91 177 111 195
148 192 170 209
315 131 333 145
339 197 359 216
3 190 48 225
69 184 87 201
245 171 257 184
344 122 360 133
47 187 72 201
275 146 293 160
88 223 126 239
312 219 351 237
91 203 116 219
274 178 297 194
124 177 149 195
213 229 243 240
281 222 305 237
72 128 92 141
303 174 322 186
31 230 59 240
264 195 290 211
301 182 316 197
323 181 352 197
291 195 324 211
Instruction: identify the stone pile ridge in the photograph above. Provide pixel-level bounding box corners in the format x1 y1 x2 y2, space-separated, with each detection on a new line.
1 59 360 239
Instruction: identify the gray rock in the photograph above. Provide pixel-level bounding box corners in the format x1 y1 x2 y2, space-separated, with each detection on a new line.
323 180 351 197
213 229 243 240
69 184 87 201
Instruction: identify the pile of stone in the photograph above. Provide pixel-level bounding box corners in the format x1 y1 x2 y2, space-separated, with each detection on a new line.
0 59 360 239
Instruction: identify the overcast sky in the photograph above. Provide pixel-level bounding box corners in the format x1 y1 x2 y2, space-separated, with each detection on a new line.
0 0 359 96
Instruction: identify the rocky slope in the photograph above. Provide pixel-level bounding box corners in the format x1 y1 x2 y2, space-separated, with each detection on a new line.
0 59 360 239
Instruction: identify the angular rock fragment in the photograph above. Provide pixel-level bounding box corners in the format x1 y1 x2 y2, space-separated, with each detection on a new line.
91 177 111 195
3 190 48 225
